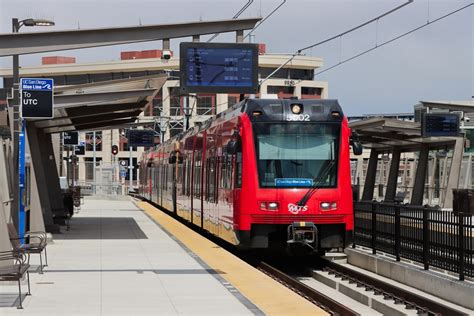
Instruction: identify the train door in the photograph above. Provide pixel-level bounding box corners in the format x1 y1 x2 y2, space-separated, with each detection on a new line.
190 135 203 227
192 150 202 227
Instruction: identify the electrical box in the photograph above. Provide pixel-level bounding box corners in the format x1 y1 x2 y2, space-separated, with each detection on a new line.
453 189 474 215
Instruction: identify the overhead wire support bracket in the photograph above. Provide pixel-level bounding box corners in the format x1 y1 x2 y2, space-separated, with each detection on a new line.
208 0 254 42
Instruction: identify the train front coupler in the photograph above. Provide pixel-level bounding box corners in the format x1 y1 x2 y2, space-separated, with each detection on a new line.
287 222 317 250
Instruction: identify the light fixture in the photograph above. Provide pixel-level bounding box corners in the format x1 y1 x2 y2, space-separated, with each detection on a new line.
291 104 302 114
260 201 279 211
321 202 337 211
21 18 55 27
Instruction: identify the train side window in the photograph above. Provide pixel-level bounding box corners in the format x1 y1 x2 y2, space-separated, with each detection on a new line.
220 155 227 189
187 158 192 196
194 153 202 198
235 152 242 188
181 157 186 195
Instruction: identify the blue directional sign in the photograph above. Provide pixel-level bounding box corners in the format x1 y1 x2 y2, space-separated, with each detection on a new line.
20 78 54 119
120 170 127 178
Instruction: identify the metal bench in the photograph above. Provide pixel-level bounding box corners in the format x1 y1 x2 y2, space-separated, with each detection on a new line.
0 250 31 309
7 223 48 274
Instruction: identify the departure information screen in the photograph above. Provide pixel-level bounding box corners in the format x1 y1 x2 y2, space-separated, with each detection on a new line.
180 42 258 94
127 130 155 147
422 113 459 137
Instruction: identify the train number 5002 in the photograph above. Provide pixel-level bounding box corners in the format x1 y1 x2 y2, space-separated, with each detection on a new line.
286 114 310 121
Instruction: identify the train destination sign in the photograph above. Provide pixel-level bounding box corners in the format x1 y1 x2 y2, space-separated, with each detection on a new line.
275 178 314 187
127 130 155 147
20 78 54 119
180 42 258 94
422 113 460 137
63 131 79 145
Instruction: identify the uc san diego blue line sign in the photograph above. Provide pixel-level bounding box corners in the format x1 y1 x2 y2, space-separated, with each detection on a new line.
20 78 54 119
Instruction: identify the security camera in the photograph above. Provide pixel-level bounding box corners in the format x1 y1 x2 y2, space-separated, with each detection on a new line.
162 50 172 60
465 117 470 123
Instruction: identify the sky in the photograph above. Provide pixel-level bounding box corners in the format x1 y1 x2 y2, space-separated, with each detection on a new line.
0 0 472 116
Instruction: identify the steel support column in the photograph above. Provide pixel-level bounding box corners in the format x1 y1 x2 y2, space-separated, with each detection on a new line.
411 145 429 205
443 137 464 208
385 147 401 202
26 122 61 232
362 149 379 201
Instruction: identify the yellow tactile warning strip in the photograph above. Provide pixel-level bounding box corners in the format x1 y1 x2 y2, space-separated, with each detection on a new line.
137 201 328 316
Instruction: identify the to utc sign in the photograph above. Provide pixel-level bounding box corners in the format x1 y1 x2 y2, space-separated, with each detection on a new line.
20 78 54 119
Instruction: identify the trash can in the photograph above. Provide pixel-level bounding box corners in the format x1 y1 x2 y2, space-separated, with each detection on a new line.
453 189 474 215
72 186 81 207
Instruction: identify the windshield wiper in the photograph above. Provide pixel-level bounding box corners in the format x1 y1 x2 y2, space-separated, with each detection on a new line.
296 160 335 207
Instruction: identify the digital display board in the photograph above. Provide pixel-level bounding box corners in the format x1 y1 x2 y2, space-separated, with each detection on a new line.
74 145 85 155
422 113 460 137
127 130 155 147
63 131 79 145
180 42 258 94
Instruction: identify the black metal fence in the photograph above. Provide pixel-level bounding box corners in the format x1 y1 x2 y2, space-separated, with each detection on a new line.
353 201 474 280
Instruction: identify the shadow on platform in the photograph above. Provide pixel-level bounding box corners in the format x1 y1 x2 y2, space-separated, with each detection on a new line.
35 268 225 275
0 293 26 308
54 217 148 240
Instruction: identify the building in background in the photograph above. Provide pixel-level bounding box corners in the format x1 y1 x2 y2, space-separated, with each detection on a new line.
0 45 328 188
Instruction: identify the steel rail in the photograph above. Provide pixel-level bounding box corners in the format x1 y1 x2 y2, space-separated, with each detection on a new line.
257 262 358 316
322 259 468 316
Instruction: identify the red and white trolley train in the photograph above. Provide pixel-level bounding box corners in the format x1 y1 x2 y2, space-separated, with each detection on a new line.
139 98 359 253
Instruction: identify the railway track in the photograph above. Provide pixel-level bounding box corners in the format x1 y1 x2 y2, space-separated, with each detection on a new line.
256 261 358 316
134 198 468 316
320 259 468 316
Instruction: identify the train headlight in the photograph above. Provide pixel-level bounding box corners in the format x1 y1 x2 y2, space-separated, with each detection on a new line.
291 104 302 114
260 201 279 211
320 202 331 211
268 202 279 210
320 202 337 211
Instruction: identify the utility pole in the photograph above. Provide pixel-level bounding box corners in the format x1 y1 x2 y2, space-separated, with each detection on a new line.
92 131 96 194
10 17 55 230
183 96 189 132
10 18 20 228
129 143 133 191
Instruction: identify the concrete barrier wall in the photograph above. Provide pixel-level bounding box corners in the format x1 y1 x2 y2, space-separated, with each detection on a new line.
346 247 474 309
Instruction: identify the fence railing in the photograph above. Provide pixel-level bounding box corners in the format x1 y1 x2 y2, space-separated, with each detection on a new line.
353 201 474 280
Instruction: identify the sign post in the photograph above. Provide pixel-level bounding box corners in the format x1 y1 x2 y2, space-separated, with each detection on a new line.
18 121 26 242
19 78 54 241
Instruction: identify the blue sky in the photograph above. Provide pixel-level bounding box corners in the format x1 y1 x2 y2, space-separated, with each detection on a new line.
0 0 472 115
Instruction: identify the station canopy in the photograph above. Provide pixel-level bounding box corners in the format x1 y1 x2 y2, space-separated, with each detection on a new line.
349 118 459 151
31 74 166 134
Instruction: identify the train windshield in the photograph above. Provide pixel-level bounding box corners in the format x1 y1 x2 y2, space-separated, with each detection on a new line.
253 123 340 188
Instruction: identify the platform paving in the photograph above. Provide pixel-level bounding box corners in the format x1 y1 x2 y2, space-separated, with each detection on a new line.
0 196 258 315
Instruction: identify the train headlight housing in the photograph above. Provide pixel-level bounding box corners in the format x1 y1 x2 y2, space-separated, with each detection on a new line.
268 202 279 210
291 104 302 114
321 202 337 211
260 201 279 211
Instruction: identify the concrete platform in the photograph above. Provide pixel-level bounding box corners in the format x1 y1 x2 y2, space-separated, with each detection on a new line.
346 247 474 311
0 197 257 315
0 196 327 315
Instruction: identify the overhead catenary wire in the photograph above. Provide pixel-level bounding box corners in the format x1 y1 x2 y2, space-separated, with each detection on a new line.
244 0 287 40
259 0 413 86
315 2 473 76
207 0 254 42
